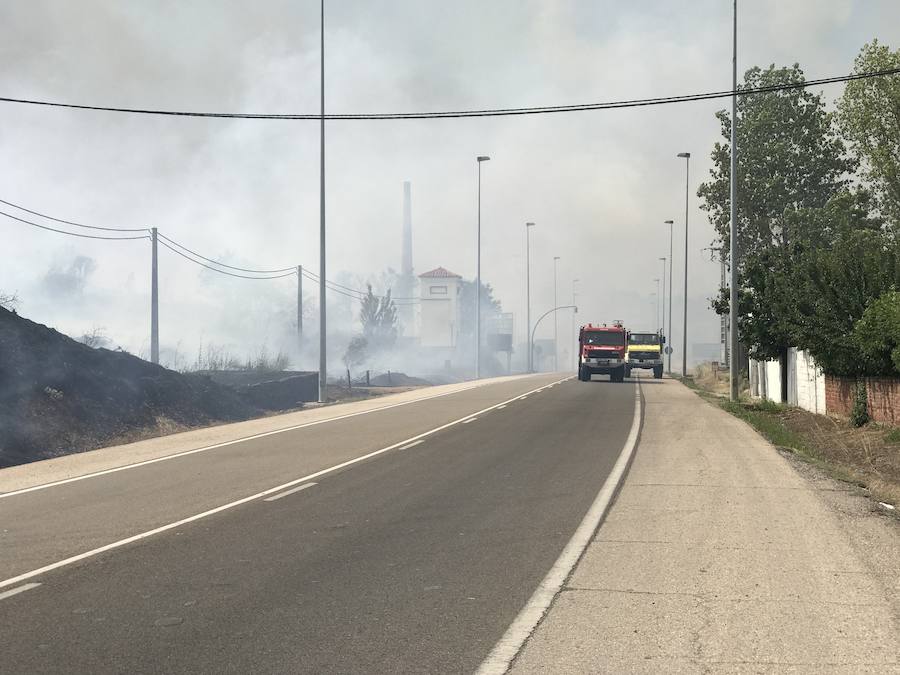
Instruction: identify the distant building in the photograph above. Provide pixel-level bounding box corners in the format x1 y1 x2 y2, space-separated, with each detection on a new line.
419 267 461 348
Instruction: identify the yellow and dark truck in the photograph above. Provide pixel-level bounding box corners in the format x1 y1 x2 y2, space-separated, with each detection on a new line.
624 331 665 379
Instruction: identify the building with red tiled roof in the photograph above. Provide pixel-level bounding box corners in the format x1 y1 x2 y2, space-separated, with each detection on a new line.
419 266 462 348
418 266 462 279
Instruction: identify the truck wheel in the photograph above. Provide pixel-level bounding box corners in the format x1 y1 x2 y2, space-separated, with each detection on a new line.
654 365 663 379
578 366 589 382
611 368 624 383
624 366 632 379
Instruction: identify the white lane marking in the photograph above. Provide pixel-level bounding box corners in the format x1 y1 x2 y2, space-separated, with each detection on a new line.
0 377 529 500
0 583 41 601
399 440 424 450
263 482 317 502
462 418 477 424
497 405 507 410
0 375 573 591
476 382 642 675
519 396 528 400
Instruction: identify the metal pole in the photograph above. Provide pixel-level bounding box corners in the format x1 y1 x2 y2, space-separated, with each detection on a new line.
665 220 674 374
318 0 327 403
659 257 666 335
476 160 481 379
531 305 578 364
297 265 303 338
526 222 534 372
572 278 579 371
654 278 660 330
150 227 159 364
729 0 740 400
678 154 691 377
553 256 560 372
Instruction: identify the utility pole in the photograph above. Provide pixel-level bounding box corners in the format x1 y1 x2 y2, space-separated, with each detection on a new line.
525 222 535 372
677 152 691 376
729 0 740 401
297 265 303 339
318 0 327 403
654 278 660 330
659 257 666 334
150 227 159 365
572 278 580 371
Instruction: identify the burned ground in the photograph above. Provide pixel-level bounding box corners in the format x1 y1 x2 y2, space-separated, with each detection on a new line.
0 308 268 467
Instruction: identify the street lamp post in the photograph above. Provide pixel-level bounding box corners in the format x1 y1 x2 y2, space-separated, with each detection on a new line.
572 278 580 371
659 257 666 334
677 152 691 377
475 155 490 379
553 255 560 372
664 220 674 374
653 278 660 330
531 305 578 369
318 0 327 403
526 222 535 372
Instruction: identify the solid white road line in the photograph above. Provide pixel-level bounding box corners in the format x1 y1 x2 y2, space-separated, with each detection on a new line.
0 583 41 601
399 440 424 450
462 418 477 424
476 382 642 675
0 378 527 500
0 375 573 591
263 482 317 502
497 405 507 410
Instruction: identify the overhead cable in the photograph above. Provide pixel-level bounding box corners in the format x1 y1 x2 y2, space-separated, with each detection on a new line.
0 209 150 240
0 68 896 120
157 239 296 280
0 197 149 232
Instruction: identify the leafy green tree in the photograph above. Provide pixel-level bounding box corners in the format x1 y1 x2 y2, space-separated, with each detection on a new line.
853 290 900 375
838 40 900 229
699 64 855 397
359 284 398 351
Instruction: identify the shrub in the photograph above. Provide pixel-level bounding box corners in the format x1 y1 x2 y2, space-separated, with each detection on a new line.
850 380 870 427
853 290 900 376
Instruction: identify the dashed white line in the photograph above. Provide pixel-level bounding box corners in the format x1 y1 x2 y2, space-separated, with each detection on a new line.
399 440 424 450
497 405 507 410
0 375 573 591
263 482 317 502
462 418 477 424
0 583 41 601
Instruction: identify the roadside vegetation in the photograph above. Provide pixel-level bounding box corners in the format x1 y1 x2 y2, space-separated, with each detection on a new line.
683 369 900 508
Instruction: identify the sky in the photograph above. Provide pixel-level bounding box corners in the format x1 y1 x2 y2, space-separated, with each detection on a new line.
1 0 898 373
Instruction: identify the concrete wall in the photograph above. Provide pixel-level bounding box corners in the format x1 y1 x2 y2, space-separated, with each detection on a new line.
750 349 826 415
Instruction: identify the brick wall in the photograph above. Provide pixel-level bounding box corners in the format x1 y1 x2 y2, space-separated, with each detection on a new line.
825 374 900 425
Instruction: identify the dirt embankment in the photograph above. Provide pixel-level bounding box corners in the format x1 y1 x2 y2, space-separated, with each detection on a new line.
0 308 269 468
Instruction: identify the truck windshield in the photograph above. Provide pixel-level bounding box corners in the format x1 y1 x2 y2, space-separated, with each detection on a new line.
629 333 660 346
582 331 624 346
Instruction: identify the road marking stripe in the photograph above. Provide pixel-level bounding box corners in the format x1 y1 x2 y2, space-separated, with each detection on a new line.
0 583 41 601
263 482 317 502
476 382 642 675
399 440 424 450
0 375 573 591
0 377 525 500
462 418 477 424
497 405 507 410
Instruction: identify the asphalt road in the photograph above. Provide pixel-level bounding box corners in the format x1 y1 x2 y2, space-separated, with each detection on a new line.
0 374 637 674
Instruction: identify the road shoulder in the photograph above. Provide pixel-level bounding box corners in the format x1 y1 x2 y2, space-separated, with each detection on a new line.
510 377 900 673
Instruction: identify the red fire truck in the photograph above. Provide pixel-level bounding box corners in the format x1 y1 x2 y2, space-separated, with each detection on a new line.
578 322 628 382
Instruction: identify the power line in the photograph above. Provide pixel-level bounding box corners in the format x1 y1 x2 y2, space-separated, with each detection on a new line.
157 239 296 280
157 232 297 274
0 68 896 120
0 197 149 232
0 209 150 240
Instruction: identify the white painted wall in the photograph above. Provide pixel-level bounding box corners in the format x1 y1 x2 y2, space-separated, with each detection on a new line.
750 348 826 415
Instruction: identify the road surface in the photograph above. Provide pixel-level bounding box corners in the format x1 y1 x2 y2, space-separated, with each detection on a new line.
0 373 638 673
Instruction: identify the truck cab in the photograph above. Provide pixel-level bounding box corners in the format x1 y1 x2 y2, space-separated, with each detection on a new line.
578 322 628 382
625 331 665 379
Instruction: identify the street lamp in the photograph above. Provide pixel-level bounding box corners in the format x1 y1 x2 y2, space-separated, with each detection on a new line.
729 0 740 400
318 0 327 403
526 222 535 372
677 152 691 377
659 257 667 335
572 278 580 370
475 155 490 379
653 278 660 330
553 255 561 372
664 219 674 374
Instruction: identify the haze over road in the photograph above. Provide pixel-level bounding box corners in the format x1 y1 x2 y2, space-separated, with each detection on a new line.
0 373 638 673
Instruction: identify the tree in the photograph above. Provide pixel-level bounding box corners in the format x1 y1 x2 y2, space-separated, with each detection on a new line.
342 335 368 388
457 279 502 339
853 290 900 376
838 40 900 229
359 284 398 352
0 291 20 311
698 64 855 398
